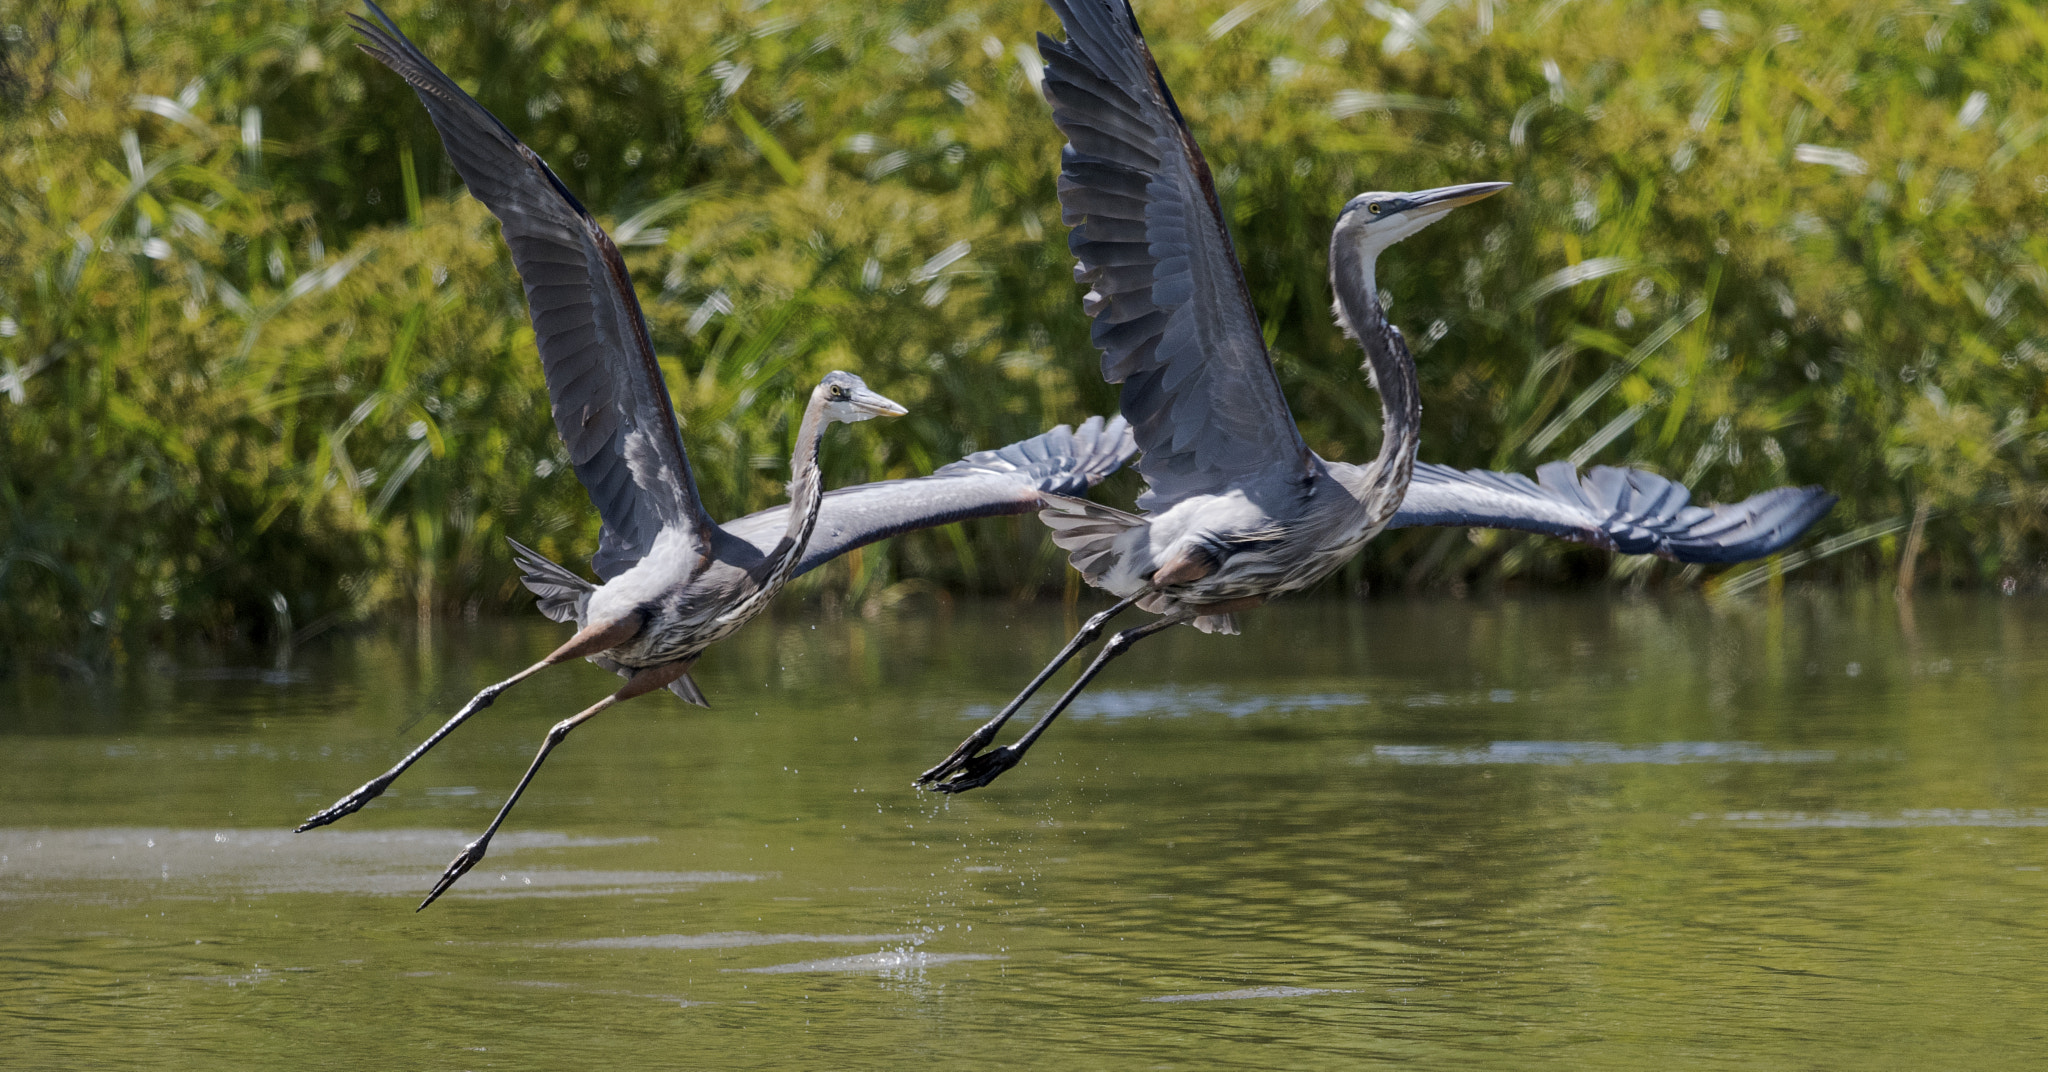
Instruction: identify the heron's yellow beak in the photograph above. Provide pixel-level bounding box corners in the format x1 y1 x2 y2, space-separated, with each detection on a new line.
851 387 908 418
1408 181 1512 211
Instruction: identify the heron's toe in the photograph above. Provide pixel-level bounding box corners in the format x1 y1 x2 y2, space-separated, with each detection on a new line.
917 729 998 785
295 777 390 832
931 747 1021 794
417 838 490 911
294 804 350 833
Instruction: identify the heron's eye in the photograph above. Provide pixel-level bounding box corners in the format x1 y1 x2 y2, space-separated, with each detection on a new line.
830 386 846 399
1367 202 1381 215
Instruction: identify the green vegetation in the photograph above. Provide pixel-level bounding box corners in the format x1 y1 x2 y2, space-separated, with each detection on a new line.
5 0 2047 663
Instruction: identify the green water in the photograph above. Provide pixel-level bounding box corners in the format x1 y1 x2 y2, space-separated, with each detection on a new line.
4 593 2046 1068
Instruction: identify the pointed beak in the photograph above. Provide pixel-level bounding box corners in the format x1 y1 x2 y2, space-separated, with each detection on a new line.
852 387 908 418
1410 181 1512 210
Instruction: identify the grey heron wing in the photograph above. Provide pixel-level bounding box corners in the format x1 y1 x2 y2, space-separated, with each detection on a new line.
353 3 715 581
722 416 1137 578
1039 0 1312 511
1387 461 1837 564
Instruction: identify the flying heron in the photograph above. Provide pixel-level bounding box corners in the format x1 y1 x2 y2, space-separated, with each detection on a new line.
302 4 1137 909
917 0 1836 793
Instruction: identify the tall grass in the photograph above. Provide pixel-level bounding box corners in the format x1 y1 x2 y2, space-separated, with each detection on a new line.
4 0 2046 663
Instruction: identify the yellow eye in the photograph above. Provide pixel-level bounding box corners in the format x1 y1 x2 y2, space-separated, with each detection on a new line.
1367 202 1381 215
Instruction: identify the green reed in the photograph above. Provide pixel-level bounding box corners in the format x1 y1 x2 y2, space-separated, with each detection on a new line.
4 0 2046 663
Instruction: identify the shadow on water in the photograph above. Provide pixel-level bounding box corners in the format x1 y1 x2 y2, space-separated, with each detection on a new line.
4 590 2048 1068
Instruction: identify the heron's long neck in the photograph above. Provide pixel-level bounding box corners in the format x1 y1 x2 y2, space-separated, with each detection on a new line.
768 389 832 581
1329 236 1421 524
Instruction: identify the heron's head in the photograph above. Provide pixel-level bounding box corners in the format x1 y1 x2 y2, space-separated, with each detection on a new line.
1335 182 1510 258
818 370 908 425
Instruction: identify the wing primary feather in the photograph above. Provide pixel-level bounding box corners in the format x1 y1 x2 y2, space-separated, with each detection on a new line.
1387 462 1835 564
1041 0 1310 510
352 1 717 581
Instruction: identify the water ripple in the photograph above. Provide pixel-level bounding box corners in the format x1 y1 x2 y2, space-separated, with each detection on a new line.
554 931 917 950
1145 986 1354 1003
1699 809 2048 829
964 687 1368 722
735 951 1001 974
0 827 746 899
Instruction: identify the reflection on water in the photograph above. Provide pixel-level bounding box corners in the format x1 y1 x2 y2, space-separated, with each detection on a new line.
1702 809 2048 828
972 687 1370 722
1370 740 1840 764
4 591 2048 1068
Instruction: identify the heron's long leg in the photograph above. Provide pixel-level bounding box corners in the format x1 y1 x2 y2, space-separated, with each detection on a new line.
296 615 641 832
929 613 1186 794
917 594 1140 787
416 659 691 911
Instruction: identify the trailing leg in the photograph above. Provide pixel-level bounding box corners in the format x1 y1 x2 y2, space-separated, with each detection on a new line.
296 614 641 832
416 658 690 910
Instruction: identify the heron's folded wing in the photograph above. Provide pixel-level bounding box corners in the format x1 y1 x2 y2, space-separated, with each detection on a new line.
354 3 716 581
1040 0 1312 511
722 416 1137 579
1388 461 1837 564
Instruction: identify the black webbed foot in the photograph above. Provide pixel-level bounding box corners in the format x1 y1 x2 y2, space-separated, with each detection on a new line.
916 725 1003 787
926 745 1023 794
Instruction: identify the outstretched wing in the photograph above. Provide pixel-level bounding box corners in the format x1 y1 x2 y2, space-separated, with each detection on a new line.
721 417 1138 578
1040 0 1312 511
354 2 716 581
1389 461 1837 564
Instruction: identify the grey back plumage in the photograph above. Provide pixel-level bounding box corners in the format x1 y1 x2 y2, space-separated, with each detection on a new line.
354 3 717 581
1390 461 1837 564
720 416 1138 578
1039 0 1312 510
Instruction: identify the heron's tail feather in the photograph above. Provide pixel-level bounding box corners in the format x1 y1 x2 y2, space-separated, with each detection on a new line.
668 673 710 707
508 537 594 624
1043 493 1236 633
1039 492 1144 588
589 652 711 707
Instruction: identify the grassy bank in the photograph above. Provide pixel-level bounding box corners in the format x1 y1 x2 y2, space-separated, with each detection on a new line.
5 0 2047 663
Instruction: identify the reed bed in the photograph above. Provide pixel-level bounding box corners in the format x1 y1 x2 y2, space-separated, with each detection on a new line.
5 0 2045 662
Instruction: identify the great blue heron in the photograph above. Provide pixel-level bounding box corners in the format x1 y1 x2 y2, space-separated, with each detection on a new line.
917 0 1836 792
302 4 1137 909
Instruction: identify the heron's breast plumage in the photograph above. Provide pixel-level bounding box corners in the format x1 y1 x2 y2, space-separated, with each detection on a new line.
580 529 760 668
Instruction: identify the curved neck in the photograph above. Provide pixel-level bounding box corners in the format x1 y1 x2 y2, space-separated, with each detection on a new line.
1329 231 1421 522
771 386 833 572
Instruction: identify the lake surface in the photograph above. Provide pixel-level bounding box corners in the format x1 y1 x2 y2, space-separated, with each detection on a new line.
5 592 2047 1068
